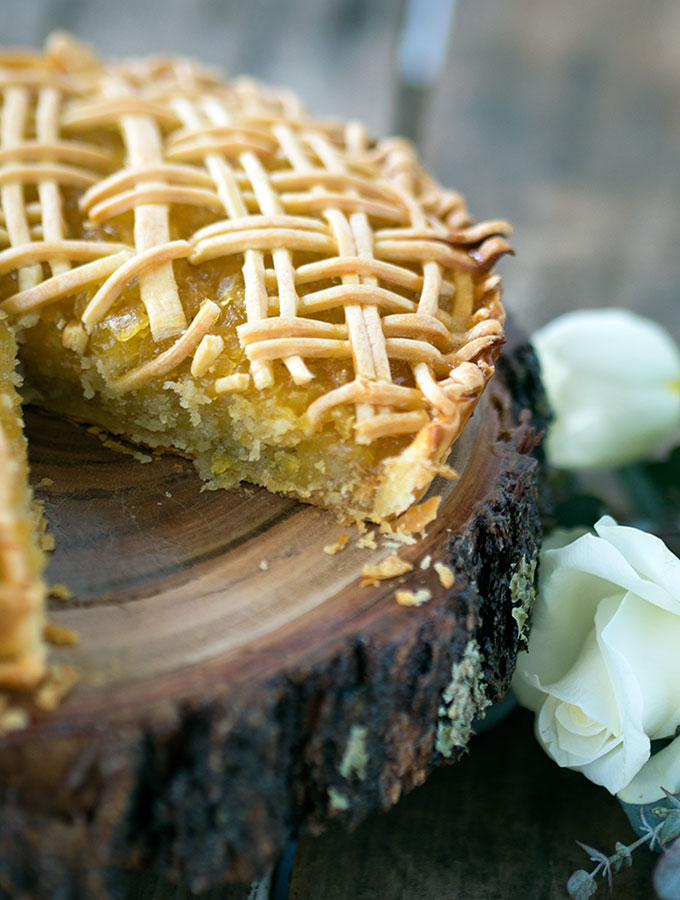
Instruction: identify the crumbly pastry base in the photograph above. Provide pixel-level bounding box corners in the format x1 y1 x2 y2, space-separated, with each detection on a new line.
0 33 511 688
0 315 45 690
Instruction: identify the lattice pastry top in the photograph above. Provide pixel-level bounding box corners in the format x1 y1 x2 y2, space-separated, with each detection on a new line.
0 34 512 520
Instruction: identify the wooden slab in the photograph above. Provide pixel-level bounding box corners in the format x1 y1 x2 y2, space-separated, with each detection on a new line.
0 345 545 899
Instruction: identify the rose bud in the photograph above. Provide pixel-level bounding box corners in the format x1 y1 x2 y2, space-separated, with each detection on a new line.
532 309 680 469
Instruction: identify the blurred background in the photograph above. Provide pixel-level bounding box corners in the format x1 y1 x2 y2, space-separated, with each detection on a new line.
3 0 679 340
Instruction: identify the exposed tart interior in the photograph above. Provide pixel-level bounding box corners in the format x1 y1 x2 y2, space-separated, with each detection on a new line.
0 34 511 526
0 315 45 690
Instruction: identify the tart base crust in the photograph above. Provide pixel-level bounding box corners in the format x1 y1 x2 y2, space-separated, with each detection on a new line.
0 316 46 690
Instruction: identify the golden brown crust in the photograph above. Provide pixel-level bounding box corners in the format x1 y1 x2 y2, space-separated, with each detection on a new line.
0 34 511 524
0 315 46 691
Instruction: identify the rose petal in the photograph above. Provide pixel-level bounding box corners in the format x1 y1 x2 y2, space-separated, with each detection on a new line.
511 670 548 714
595 518 680 613
541 624 622 735
545 531 678 621
530 593 650 793
519 533 637 689
537 695 618 766
554 703 613 758
535 695 647 795
578 734 650 795
532 615 634 788
592 596 651 790
556 701 607 737
601 592 680 737
617 736 680 804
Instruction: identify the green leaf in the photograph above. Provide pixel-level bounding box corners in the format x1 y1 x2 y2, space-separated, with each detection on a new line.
576 841 609 866
654 839 680 900
567 869 598 899
612 841 632 871
662 813 680 848
576 841 612 886
653 807 673 820
568 869 599 899
663 788 680 810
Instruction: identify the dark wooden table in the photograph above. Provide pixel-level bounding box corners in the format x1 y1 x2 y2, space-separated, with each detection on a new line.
3 0 679 897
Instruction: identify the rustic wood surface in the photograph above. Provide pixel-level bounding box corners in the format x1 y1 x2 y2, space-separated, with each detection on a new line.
0 352 542 900
2 0 679 898
27 365 535 700
0 348 541 898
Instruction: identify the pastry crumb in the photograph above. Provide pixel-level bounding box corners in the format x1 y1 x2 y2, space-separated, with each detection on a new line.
39 531 55 552
0 705 29 734
419 554 432 570
31 497 48 526
133 447 154 464
37 477 54 488
44 622 80 646
323 533 349 555
382 532 417 547
434 561 455 589
392 496 442 535
395 588 432 607
434 463 458 481
48 582 73 602
355 529 377 550
361 553 413 586
259 559 269 571
34 663 79 711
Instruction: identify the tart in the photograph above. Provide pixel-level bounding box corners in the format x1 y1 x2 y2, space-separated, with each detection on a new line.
0 34 511 689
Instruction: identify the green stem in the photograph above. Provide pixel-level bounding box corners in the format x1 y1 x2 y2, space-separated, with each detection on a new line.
589 828 661 882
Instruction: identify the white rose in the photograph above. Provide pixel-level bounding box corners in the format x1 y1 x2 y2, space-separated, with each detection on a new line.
512 516 680 797
618 732 680 804
532 309 680 469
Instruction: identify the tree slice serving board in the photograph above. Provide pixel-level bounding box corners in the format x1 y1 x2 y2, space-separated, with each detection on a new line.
0 345 545 900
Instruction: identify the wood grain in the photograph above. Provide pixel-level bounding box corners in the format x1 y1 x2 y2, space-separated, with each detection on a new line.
33 392 500 697
0 341 545 899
